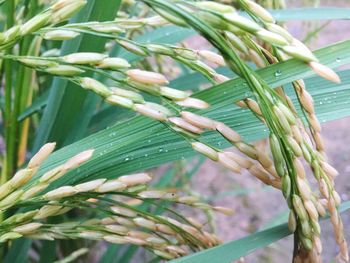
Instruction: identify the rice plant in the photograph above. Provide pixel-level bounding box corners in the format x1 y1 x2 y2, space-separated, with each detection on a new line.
0 0 349 262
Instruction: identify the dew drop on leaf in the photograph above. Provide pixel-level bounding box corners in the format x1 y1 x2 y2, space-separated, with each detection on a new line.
274 70 282 77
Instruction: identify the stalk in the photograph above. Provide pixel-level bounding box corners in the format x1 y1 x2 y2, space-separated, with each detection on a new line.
2 0 15 185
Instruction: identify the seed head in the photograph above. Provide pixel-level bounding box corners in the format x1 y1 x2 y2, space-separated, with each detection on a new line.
133 103 168 121
35 204 63 219
298 89 314 114
80 77 111 97
245 98 262 115
304 200 319 221
118 173 152 186
217 152 241 173
106 95 134 109
0 190 24 208
223 13 262 33
42 29 80 40
111 87 144 103
75 179 107 192
169 117 203 134
287 136 302 157
222 151 253 169
64 149 94 170
191 142 218 161
46 65 85 76
118 40 149 56
10 169 35 189
198 50 225 66
0 232 22 242
126 69 168 85
266 24 293 43
196 1 236 13
44 186 76 200
213 73 230 83
13 223 43 234
138 190 166 199
273 106 291 134
292 194 308 221
133 217 156 230
181 111 216 130
105 225 129 235
89 24 124 34
64 52 107 65
96 180 127 193
103 235 128 244
98 57 131 70
28 142 56 169
281 45 317 62
245 0 275 23
236 142 258 159
21 12 51 35
51 1 87 23
309 114 321 132
160 86 189 100
111 206 137 217
176 97 210 109
216 122 241 143
256 29 289 46
21 184 49 200
213 206 234 216
297 177 312 201
288 210 297 232
309 62 341 83
320 161 339 178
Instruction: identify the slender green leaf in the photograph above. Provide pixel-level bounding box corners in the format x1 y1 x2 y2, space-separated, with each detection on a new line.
33 0 121 151
270 8 350 21
4 239 31 263
28 41 350 190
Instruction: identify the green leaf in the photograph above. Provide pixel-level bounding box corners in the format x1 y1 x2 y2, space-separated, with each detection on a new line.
33 0 122 151
4 239 32 263
170 201 350 263
30 40 350 190
18 90 49 122
270 8 350 21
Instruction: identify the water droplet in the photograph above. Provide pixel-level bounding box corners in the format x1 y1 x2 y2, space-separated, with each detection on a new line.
109 132 116 137
124 157 130 161
336 57 341 62
274 70 282 77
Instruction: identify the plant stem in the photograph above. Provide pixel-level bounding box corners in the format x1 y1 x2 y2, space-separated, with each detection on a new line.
2 0 15 185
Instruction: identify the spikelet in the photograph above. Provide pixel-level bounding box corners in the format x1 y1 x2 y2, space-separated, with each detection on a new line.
169 117 203 134
181 111 216 130
126 69 169 85
63 52 107 65
134 103 168 121
28 143 56 169
42 30 80 40
217 152 241 173
191 142 218 161
64 149 94 170
308 62 341 83
198 50 225 66
176 98 210 109
216 122 241 143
